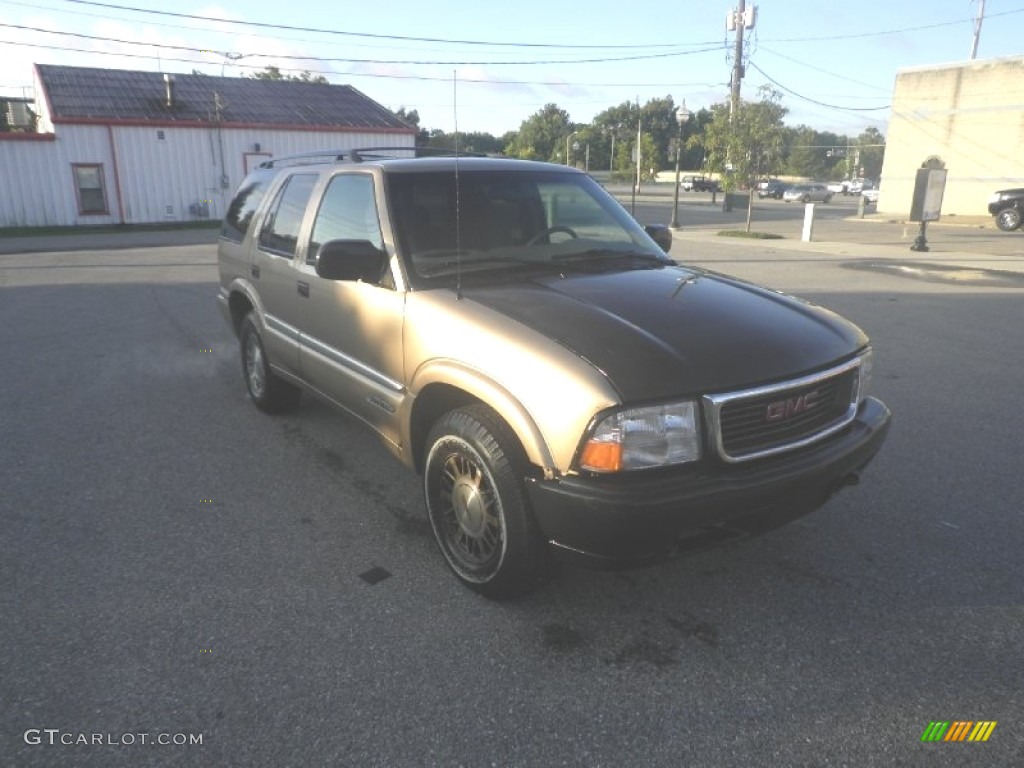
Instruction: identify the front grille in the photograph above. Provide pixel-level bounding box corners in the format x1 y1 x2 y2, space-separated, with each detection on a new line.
706 360 861 462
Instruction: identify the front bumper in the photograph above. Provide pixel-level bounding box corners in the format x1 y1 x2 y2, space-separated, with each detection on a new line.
525 396 891 568
988 201 1018 215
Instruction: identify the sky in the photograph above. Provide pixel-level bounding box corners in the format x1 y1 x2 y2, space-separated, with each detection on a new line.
1 0 1022 139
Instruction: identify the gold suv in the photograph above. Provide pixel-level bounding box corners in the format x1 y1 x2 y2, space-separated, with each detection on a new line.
217 149 890 598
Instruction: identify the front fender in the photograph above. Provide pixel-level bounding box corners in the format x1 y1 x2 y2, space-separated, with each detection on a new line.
405 359 557 477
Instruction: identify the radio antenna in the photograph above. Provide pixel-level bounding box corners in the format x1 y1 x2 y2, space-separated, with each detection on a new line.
453 69 462 300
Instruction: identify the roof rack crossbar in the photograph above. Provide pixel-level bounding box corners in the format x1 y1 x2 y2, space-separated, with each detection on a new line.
348 146 484 162
255 145 486 169
258 150 348 169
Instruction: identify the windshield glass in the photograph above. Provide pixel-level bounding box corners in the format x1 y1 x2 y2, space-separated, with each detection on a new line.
386 169 669 282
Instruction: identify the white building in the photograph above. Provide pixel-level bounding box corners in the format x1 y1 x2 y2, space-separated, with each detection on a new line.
878 55 1024 217
0 64 416 227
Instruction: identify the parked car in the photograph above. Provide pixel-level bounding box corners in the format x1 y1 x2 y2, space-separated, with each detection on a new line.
988 188 1024 231
758 180 792 199
826 181 847 195
862 188 880 205
217 150 890 598
680 174 720 193
783 184 833 203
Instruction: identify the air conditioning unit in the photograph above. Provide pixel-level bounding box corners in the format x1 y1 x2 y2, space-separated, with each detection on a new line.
6 101 31 127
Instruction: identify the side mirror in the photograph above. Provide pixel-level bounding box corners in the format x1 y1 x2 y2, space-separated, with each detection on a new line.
315 240 388 282
644 224 672 253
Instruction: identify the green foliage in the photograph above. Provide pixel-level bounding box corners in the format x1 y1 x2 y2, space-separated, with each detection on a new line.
245 66 328 84
690 86 788 192
781 125 886 180
422 129 504 154
503 104 573 162
857 126 886 179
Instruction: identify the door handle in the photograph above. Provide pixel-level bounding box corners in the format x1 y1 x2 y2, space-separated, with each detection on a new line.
297 281 309 298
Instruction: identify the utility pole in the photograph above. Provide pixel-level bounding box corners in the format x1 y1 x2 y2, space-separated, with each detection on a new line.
725 2 752 211
969 0 985 60
730 0 746 119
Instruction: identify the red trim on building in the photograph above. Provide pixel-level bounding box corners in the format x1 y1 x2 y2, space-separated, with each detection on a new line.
106 124 126 224
0 133 56 141
51 117 416 134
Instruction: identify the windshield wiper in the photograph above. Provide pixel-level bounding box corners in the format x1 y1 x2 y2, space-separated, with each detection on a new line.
551 249 669 268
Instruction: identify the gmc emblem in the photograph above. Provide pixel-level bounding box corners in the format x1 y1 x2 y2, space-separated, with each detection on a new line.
765 390 820 422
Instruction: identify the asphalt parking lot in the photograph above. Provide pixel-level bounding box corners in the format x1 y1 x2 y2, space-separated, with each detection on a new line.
1 221 1022 766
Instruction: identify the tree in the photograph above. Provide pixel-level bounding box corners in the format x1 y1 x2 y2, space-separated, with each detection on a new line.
421 129 504 154
691 86 788 231
856 126 886 180
393 107 429 145
245 66 328 84
503 103 573 162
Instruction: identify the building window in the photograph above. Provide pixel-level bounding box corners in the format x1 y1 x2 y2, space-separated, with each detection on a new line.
72 164 109 215
156 130 165 140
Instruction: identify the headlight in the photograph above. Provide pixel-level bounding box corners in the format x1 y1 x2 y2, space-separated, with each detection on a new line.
989 193 1003 204
858 347 874 401
578 401 701 472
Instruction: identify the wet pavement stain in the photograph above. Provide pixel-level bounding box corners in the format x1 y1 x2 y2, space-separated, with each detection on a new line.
542 623 585 652
842 260 1024 287
607 638 678 669
665 614 720 648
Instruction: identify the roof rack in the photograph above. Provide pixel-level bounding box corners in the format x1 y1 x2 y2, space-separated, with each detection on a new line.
257 146 487 169
257 150 348 169
348 146 485 162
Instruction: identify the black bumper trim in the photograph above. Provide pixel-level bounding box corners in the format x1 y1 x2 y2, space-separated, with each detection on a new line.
525 396 891 568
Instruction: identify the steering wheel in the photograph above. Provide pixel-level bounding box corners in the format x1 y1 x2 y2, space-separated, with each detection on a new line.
526 225 579 246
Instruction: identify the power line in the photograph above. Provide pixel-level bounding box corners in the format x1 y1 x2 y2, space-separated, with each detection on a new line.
748 61 890 112
0 22 723 66
0 37 727 90
56 0 711 50
763 6 1024 43
758 45 891 93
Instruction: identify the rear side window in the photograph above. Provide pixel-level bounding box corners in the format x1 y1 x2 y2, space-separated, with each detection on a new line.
222 175 271 243
258 173 318 258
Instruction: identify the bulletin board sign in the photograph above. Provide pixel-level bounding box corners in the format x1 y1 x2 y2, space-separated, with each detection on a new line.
909 168 947 222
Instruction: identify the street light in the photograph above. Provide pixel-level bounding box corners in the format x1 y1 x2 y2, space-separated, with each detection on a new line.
565 130 578 167
572 140 580 168
670 101 692 229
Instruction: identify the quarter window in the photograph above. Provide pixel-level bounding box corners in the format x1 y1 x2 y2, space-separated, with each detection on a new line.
258 173 317 258
308 174 383 265
222 175 272 243
72 164 108 215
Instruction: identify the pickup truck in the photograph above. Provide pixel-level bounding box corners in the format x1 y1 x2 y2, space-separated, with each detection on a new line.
680 175 720 193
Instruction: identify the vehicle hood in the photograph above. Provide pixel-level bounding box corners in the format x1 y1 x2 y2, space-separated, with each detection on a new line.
460 265 867 401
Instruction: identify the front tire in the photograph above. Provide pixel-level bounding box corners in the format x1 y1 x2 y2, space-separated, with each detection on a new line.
424 405 550 599
239 312 301 413
995 207 1022 231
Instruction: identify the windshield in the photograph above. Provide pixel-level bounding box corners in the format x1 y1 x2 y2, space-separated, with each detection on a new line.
386 169 669 283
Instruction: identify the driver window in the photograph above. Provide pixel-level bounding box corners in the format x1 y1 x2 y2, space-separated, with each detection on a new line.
308 174 384 266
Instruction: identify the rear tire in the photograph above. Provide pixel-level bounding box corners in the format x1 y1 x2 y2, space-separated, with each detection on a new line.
995 207 1021 232
423 405 550 599
239 312 301 413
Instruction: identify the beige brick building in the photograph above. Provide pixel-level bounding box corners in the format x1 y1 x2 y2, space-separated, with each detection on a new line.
878 55 1024 217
